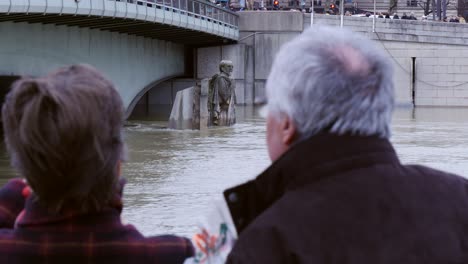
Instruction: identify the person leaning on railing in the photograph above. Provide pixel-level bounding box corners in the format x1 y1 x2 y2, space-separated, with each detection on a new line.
0 65 194 264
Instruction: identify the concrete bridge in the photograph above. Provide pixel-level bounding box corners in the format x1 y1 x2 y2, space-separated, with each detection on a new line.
0 0 239 118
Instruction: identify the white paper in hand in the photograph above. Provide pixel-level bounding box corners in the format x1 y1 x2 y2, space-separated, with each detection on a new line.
184 198 238 264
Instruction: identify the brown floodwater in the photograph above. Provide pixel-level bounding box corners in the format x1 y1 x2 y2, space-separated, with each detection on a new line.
0 106 467 237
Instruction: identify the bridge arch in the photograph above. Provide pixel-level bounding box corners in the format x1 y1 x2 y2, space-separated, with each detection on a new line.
127 76 197 120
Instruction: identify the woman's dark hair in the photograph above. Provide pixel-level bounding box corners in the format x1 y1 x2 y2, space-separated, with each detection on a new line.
2 64 124 213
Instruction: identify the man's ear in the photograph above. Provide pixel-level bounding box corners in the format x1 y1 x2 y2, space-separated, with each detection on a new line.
280 115 297 146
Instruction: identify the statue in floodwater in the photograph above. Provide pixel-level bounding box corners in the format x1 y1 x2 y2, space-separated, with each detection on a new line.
208 60 236 126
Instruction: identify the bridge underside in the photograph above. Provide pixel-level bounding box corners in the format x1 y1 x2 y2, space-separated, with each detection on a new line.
0 13 234 46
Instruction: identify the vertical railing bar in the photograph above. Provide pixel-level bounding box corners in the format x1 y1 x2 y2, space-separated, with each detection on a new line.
154 0 157 22
213 8 216 34
134 0 139 20
7 0 11 15
178 0 182 26
101 0 105 17
113 0 117 18
43 0 48 15
144 0 148 20
124 0 128 18
196 1 199 30
74 0 79 16
26 0 30 15
171 0 174 24
88 0 93 16
211 8 214 34
162 0 166 24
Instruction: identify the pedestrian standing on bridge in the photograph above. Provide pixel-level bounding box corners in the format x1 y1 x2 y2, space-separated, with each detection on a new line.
221 26 468 263
0 64 194 263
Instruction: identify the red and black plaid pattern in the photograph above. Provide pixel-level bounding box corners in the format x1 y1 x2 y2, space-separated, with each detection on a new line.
0 179 194 264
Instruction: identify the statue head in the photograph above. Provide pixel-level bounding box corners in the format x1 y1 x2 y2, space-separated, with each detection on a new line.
219 60 234 76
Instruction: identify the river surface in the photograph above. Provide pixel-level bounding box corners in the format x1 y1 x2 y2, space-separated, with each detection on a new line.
0 106 468 237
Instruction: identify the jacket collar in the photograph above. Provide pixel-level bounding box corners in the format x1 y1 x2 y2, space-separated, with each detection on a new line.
224 133 400 233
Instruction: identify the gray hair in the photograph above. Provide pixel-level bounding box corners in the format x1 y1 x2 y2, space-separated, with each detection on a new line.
265 26 394 139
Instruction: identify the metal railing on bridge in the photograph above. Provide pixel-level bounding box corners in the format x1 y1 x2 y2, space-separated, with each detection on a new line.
115 0 239 29
0 0 239 42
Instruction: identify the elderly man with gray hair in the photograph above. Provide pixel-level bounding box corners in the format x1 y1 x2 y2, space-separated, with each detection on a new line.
222 26 468 263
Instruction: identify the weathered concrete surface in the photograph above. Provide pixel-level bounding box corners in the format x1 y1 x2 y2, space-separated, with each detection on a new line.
0 21 185 116
253 32 301 80
168 81 210 130
238 11 303 32
197 11 468 107
197 47 223 80
169 87 196 130
306 15 468 106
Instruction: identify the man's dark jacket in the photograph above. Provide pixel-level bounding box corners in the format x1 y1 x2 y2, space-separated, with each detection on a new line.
224 134 468 263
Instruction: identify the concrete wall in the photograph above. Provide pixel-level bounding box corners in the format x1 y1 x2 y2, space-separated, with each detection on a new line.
0 21 185 115
307 15 468 106
197 11 468 106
